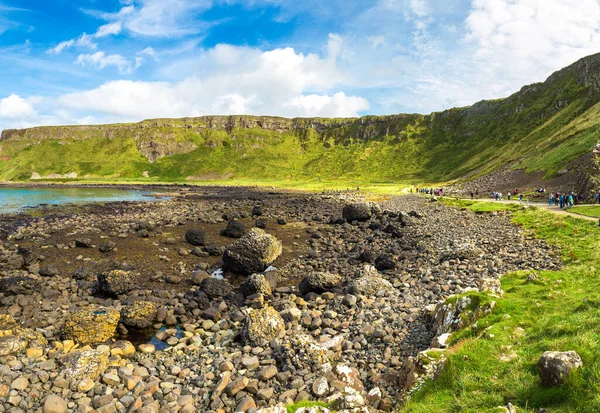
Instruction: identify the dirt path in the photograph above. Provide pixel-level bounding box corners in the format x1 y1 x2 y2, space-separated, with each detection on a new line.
463 198 600 223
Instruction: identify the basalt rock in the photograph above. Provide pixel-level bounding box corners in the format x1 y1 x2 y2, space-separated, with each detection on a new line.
222 228 282 275
62 305 120 345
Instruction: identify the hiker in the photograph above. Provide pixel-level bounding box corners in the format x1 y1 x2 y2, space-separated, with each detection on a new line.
568 194 574 208
559 195 565 209
549 193 554 206
518 194 524 204
507 193 511 200
596 193 600 204
470 192 474 200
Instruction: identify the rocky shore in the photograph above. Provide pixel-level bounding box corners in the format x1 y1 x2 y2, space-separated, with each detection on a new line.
0 188 561 413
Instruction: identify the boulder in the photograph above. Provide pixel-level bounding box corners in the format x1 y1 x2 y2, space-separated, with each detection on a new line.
185 229 205 246
63 305 120 345
346 269 395 296
374 253 395 271
298 272 341 295
255 218 268 229
222 228 282 275
120 301 158 329
538 351 583 387
240 273 272 297
221 220 247 238
0 276 40 295
97 269 137 296
60 349 109 381
43 395 68 413
440 243 483 262
242 305 285 347
200 278 233 299
98 240 116 253
275 334 342 373
39 265 59 277
342 203 372 222
252 206 263 217
0 335 28 356
75 238 92 248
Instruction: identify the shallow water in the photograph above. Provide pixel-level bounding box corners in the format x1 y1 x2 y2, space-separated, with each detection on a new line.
0 186 166 214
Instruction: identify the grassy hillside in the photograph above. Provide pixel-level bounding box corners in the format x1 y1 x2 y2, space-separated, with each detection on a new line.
1 53 600 185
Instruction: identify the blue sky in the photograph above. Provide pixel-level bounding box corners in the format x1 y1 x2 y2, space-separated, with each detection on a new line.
0 0 599 130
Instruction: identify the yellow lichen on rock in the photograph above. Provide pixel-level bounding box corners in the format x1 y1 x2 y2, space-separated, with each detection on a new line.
63 305 120 345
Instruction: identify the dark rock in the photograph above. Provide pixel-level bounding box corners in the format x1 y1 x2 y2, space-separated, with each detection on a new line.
221 220 247 238
39 265 59 277
203 244 225 256
75 238 92 248
255 218 268 229
0 276 40 295
200 278 233 299
222 228 282 275
358 249 377 263
277 218 287 225
375 254 396 271
98 241 116 253
252 206 263 217
97 270 137 296
185 229 206 246
342 203 372 222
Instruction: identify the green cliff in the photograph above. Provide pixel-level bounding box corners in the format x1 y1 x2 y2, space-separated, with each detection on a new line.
2 53 600 186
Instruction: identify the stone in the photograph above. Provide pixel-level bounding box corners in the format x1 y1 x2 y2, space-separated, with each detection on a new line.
222 228 282 275
240 273 272 297
120 301 158 329
221 219 247 238
98 240 116 253
11 376 29 390
538 351 583 387
60 349 109 381
346 266 395 296
299 272 341 295
257 366 278 381
0 276 40 295
312 377 329 397
97 269 137 296
235 396 256 412
342 203 372 222
185 229 206 246
43 395 68 413
242 305 285 347
75 238 92 248
0 335 28 356
200 278 233 299
63 305 120 345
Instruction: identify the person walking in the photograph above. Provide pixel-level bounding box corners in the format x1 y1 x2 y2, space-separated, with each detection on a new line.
549 193 554 206
559 195 565 209
519 194 523 204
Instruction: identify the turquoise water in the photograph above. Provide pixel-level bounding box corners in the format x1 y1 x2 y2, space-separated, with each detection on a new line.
0 187 165 214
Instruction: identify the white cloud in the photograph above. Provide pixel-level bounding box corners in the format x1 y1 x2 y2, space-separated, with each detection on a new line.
464 0 600 95
75 52 132 74
0 94 37 120
95 22 122 37
409 0 430 17
48 33 97 55
57 42 367 120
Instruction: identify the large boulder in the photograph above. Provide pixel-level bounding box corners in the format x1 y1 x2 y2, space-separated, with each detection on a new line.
200 278 233 299
440 243 483 262
242 305 285 347
221 220 247 238
538 351 583 387
0 314 48 350
120 301 158 329
60 349 109 381
346 266 395 296
298 272 341 295
0 276 40 295
342 203 372 222
63 305 120 345
222 228 282 275
97 269 137 296
240 273 272 297
185 229 206 246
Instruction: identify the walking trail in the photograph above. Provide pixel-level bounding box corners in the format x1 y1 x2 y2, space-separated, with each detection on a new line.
464 198 600 223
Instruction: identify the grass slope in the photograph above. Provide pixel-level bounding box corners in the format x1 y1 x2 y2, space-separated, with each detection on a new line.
403 201 600 413
0 54 599 185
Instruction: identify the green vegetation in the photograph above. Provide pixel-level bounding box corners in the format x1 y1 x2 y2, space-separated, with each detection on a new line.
286 401 330 413
1 54 600 185
403 201 600 412
570 205 600 218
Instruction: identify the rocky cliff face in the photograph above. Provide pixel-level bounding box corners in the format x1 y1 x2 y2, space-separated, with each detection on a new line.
1 53 599 186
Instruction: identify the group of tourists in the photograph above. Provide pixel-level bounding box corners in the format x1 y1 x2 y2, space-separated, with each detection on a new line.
548 192 582 209
416 187 444 196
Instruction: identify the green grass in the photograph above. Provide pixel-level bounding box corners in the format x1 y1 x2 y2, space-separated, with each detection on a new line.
402 200 600 413
2 53 600 185
570 206 600 218
286 401 330 413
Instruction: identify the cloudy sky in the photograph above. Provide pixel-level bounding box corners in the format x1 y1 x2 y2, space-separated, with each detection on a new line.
0 0 599 130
